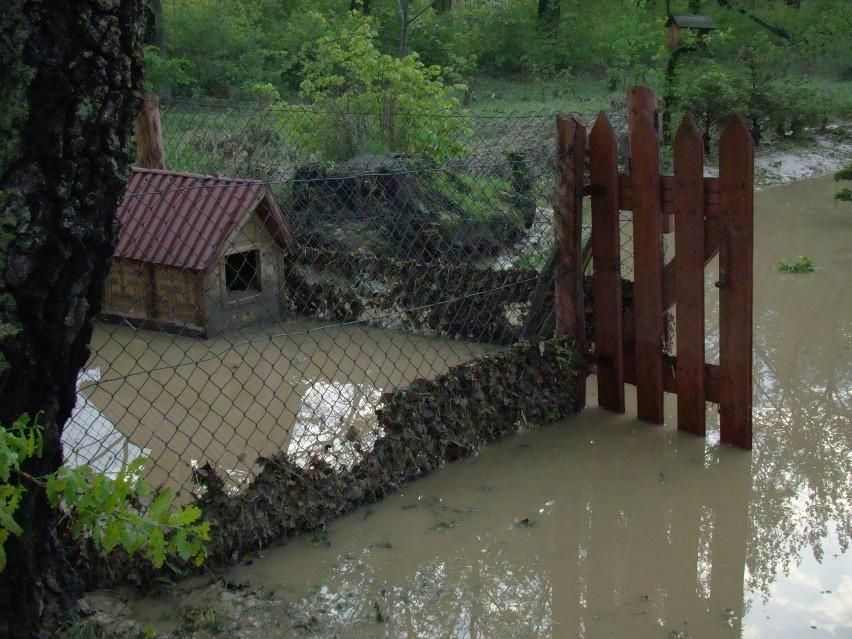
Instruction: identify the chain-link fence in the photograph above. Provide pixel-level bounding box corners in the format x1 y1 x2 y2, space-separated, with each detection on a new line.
64 100 631 507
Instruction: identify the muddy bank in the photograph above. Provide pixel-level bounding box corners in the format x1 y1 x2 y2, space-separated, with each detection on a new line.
748 124 850 188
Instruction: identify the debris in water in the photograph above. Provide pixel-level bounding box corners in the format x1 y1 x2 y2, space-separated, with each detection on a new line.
373 600 385 623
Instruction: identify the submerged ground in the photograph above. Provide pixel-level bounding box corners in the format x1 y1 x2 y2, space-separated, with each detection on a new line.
84 176 851 638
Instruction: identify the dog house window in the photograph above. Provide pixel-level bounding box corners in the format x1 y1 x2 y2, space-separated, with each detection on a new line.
225 250 260 292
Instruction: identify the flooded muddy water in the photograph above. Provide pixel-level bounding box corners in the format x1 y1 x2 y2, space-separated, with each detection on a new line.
69 321 490 490
91 177 851 638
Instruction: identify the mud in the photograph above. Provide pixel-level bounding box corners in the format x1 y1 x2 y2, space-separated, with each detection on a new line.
83 176 851 638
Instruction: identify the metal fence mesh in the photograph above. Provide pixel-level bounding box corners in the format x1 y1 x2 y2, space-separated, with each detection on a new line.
65 100 630 498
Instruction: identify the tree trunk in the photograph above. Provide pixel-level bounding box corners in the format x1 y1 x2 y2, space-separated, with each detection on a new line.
150 0 166 51
0 1 147 637
351 0 371 13
435 0 452 12
399 0 410 57
537 0 561 23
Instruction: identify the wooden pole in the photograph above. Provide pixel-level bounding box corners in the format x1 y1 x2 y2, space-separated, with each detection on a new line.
135 88 166 170
589 112 624 413
718 114 754 449
555 113 587 410
673 113 706 436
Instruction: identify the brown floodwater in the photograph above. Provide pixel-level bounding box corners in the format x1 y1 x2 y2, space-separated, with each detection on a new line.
68 320 490 490
94 177 851 638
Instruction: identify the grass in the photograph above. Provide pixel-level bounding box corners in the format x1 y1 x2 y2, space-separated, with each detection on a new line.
466 75 617 115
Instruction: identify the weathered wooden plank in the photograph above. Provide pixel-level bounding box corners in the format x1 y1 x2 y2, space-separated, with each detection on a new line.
629 110 665 424
135 89 166 170
589 112 624 413
555 113 587 410
718 114 754 449
673 113 706 436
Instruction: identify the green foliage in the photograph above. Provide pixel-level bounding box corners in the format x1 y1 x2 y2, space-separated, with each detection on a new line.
778 256 816 273
765 75 826 139
143 46 195 92
597 9 659 91
836 164 852 203
673 62 743 144
155 0 284 98
0 415 209 572
274 12 469 162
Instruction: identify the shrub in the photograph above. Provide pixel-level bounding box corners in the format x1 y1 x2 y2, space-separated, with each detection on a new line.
275 12 470 162
0 415 209 571
673 62 743 147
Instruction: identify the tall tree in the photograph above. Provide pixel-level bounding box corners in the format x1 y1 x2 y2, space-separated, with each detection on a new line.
0 1 147 637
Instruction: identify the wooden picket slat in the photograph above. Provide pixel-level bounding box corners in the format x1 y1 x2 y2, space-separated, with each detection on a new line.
673 113 706 436
629 110 665 425
589 112 624 413
718 114 754 449
555 113 587 410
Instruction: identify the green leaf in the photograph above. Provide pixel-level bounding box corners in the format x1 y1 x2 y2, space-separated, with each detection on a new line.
0 506 23 537
102 520 121 553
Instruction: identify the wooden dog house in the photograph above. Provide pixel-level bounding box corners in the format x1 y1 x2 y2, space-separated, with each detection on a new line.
103 168 294 337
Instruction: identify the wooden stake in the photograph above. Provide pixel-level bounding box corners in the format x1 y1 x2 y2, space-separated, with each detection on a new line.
135 89 166 170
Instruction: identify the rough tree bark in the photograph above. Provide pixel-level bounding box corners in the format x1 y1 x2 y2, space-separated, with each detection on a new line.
0 1 146 637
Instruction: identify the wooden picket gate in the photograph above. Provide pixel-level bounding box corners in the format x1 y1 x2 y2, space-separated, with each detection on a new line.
554 87 754 450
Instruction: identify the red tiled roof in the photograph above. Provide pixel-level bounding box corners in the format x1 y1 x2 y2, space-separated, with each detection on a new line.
115 169 290 271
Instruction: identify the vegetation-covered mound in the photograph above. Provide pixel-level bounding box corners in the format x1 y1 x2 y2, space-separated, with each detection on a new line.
292 154 534 262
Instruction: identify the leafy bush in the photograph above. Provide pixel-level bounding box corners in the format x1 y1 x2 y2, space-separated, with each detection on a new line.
765 75 826 139
596 10 659 91
143 46 195 93
274 12 470 162
836 164 852 203
0 415 209 571
672 62 743 147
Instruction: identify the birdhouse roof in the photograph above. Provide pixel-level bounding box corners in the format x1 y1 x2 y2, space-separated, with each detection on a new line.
666 14 717 30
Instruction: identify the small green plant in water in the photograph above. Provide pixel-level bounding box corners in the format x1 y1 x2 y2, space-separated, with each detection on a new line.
0 414 209 571
778 256 816 273
835 164 852 202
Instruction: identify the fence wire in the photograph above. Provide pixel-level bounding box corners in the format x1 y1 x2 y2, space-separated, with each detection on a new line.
65 100 630 499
